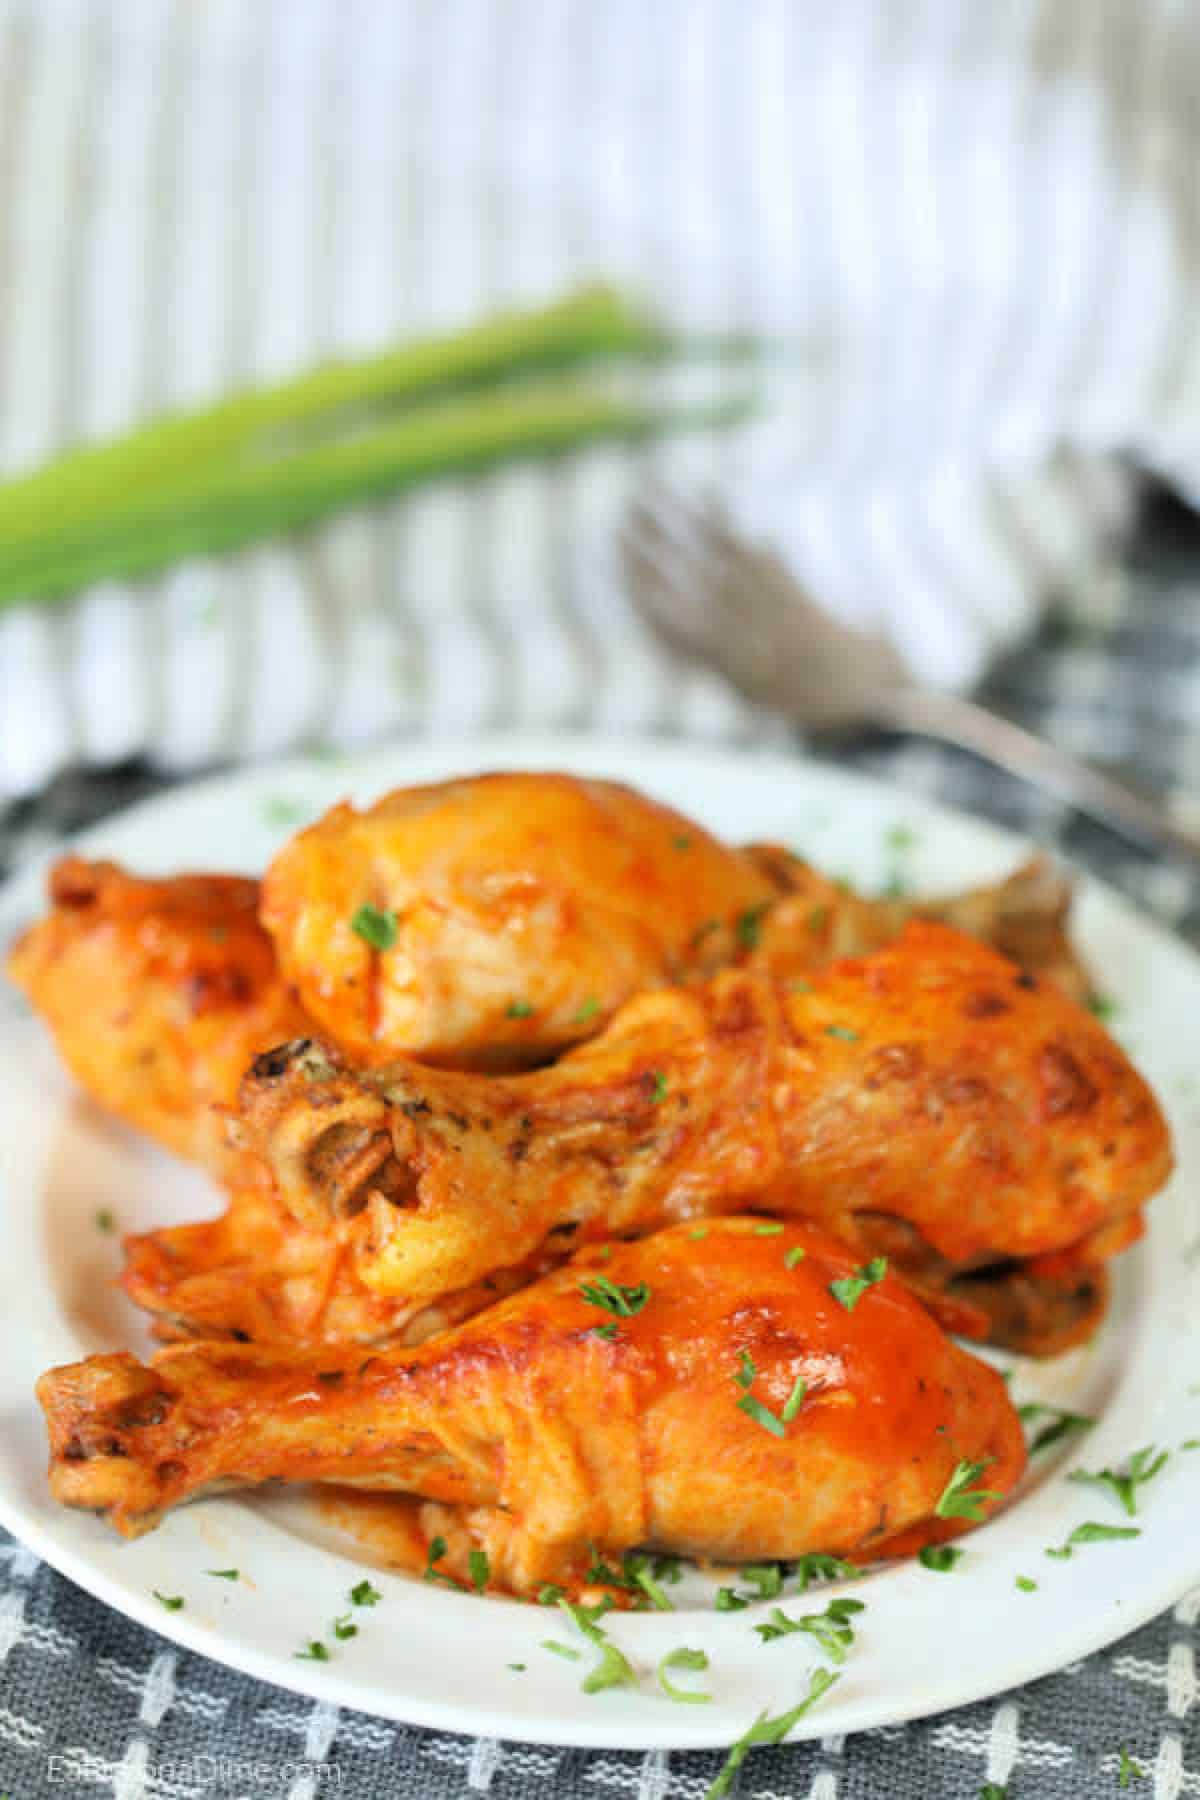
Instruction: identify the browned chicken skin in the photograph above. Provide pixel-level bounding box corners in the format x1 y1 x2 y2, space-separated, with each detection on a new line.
239 923 1170 1356
120 1182 407 1347
5 781 1120 1358
260 772 1094 1069
7 858 309 1174
741 853 1092 1006
37 1219 1027 1593
260 772 778 1069
7 816 1088 1184
121 1180 552 1349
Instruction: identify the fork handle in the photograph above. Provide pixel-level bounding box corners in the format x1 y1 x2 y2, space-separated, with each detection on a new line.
871 686 1200 866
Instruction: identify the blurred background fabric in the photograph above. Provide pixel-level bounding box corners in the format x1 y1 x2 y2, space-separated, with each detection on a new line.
4 0 1200 798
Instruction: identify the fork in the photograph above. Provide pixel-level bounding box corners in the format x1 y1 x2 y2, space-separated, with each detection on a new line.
622 488 1200 866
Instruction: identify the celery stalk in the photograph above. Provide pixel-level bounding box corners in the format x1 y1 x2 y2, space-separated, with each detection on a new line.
0 286 658 550
0 379 752 610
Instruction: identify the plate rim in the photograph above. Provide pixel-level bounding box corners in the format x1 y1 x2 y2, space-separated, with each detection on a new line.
0 1485 1196 1751
3 726 1200 1750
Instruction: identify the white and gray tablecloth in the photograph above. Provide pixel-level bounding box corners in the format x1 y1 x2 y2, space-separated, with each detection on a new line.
4 499 1200 1797
7 0 1200 1790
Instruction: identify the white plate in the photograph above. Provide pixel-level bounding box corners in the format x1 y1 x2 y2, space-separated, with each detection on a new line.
2 731 1200 1752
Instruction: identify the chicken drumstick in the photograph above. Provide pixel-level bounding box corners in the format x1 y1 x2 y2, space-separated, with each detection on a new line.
239 922 1169 1356
7 857 308 1174
38 1218 1026 1594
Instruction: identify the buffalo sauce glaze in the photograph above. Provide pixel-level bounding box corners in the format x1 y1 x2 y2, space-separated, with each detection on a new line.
306 1218 1027 1595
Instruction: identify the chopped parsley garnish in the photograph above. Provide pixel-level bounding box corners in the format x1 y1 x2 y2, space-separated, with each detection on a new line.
205 1569 239 1581
1045 1521 1141 1559
716 1562 788 1610
542 1640 582 1661
733 1351 804 1437
505 999 534 1019
794 1554 861 1591
422 1535 460 1589
886 824 917 852
754 1597 865 1661
469 1550 490 1594
741 1562 788 1605
559 1595 613 1639
1072 1522 1144 1546
623 1551 675 1612
649 1070 669 1103
574 996 601 1025
808 905 830 932
95 1209 115 1234
1118 1745 1145 1787
673 834 693 851
296 1641 329 1661
979 1788 1008 1800
556 1597 636 1695
715 1587 748 1612
579 1275 651 1318
803 1599 864 1659
153 1591 184 1611
585 1548 628 1588
754 1222 784 1236
260 794 308 826
935 1459 1002 1522
689 1225 710 1240
332 1615 357 1640
537 1584 565 1606
736 1392 786 1438
829 1257 888 1312
784 1245 806 1268
350 1579 381 1606
508 1663 526 1672
752 1602 829 1647
781 1377 807 1424
582 1642 636 1695
590 1322 620 1342
645 1552 684 1585
658 1646 711 1703
1087 993 1117 1022
630 1572 673 1613
824 1023 860 1042
350 904 398 951
585 1547 680 1601
739 1564 785 1601
1068 1445 1168 1516
1017 1402 1096 1455
1015 1576 1038 1592
1183 1439 1200 1451
736 905 769 950
704 1668 840 1800
918 1544 963 1573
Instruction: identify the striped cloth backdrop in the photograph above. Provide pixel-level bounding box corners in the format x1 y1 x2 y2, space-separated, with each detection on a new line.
1 0 1199 797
